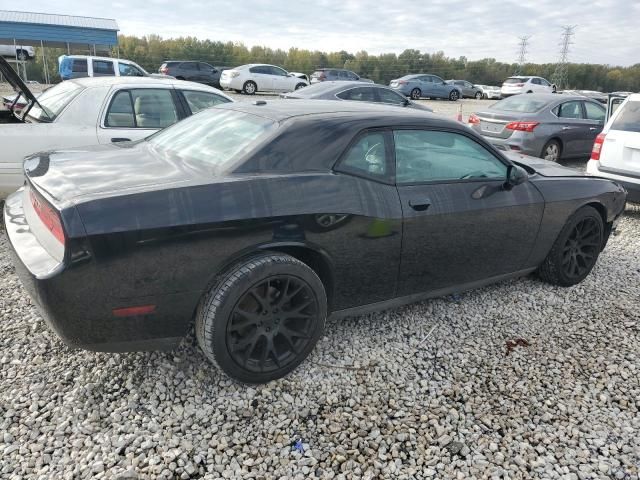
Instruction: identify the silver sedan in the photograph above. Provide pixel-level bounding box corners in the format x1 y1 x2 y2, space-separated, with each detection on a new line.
468 94 606 161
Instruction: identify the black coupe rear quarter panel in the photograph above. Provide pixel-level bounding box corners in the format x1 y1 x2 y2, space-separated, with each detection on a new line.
72 173 403 347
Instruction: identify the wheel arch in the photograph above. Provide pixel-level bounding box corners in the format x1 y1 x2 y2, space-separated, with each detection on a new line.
201 241 336 313
541 136 563 157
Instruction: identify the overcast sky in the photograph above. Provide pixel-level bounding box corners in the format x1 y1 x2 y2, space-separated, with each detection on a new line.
21 0 640 66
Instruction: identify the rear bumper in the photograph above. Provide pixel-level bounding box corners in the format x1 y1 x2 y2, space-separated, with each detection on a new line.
587 162 640 202
3 189 196 352
476 130 546 157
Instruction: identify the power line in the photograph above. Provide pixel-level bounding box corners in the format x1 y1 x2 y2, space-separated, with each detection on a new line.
551 25 576 90
514 36 531 75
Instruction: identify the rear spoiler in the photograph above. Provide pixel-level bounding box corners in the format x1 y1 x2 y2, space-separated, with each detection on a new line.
606 93 629 122
0 56 51 121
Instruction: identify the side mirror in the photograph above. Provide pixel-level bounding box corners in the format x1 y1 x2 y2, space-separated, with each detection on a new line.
504 165 528 190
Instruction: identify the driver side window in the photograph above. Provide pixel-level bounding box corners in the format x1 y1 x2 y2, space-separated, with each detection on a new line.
394 130 507 184
337 132 390 182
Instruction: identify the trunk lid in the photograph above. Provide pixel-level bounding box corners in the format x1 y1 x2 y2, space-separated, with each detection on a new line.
0 56 51 121
23 142 199 204
472 111 527 139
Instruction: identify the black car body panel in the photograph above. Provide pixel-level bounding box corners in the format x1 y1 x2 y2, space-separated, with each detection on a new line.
159 61 229 88
4 100 627 353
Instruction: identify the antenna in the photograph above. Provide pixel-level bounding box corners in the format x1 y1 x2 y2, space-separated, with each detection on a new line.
551 25 577 90
514 36 530 75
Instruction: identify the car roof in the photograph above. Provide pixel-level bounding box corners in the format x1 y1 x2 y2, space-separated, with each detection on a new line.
293 81 387 93
67 76 229 93
217 99 447 123
64 55 136 65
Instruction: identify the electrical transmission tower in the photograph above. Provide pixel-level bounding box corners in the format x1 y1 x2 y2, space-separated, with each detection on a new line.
551 25 576 90
514 36 530 75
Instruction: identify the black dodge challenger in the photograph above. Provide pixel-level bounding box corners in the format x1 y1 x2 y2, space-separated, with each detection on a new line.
4 100 626 383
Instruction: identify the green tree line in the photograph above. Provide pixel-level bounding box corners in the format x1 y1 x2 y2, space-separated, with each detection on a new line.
23 34 640 92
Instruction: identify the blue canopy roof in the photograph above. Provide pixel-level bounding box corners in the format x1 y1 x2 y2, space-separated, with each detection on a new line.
0 10 118 47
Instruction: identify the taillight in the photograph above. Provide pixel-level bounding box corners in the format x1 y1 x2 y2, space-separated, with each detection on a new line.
397 80 408 85
319 73 326 80
159 66 168 74
468 114 480 125
230 71 240 78
590 133 606 161
505 121 539 132
29 189 65 244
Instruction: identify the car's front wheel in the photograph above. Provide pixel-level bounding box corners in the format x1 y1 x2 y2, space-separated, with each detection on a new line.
410 88 421 100
196 253 327 383
16 50 29 61
449 90 460 101
475 91 483 100
243 81 257 95
538 206 604 286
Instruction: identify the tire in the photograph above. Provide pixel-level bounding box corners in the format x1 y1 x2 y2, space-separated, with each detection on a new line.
526 90 533 94
294 83 307 90
475 91 483 100
449 90 460 101
541 139 562 162
243 81 257 95
16 50 28 61
538 206 604 287
234 89 242 94
196 253 327 384
410 88 421 100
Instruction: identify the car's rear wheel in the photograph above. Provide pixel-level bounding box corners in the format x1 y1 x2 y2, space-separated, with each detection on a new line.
475 91 483 100
538 206 604 286
196 253 327 384
243 81 257 95
295 83 307 90
449 90 460 101
542 139 561 162
16 50 29 61
410 88 421 100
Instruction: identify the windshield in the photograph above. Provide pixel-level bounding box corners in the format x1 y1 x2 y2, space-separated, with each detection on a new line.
611 100 640 133
504 77 529 84
147 109 277 174
491 95 550 113
27 81 84 122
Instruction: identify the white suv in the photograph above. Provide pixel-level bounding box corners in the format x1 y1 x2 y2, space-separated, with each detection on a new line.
220 64 309 94
0 44 35 61
587 93 640 203
501 76 557 97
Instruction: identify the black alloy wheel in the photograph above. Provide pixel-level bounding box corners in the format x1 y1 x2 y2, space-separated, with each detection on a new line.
227 276 319 374
560 217 602 280
196 253 327 383
410 88 421 100
538 206 604 286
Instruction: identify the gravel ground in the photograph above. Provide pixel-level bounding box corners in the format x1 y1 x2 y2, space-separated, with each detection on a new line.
1 198 640 479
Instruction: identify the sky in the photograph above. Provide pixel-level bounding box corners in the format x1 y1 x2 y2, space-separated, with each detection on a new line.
17 0 640 66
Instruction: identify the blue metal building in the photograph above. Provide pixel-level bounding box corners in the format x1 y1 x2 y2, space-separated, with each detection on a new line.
0 10 119 51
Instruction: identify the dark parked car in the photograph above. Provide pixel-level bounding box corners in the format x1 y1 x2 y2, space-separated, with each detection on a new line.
310 68 373 84
159 61 229 88
5 100 626 383
446 79 484 99
468 94 606 161
280 81 432 112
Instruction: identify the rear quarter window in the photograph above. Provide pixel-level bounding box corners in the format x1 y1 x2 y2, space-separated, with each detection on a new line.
611 101 640 133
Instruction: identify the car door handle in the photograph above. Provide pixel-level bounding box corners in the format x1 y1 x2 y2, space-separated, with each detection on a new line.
111 137 131 143
561 126 573 131
408 198 431 211
589 127 598 131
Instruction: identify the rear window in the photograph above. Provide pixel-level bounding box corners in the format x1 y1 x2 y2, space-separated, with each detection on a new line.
491 95 550 113
611 101 640 132
147 109 277 174
504 77 529 84
27 81 84 122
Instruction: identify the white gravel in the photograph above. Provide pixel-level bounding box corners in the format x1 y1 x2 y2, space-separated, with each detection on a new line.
1 200 640 479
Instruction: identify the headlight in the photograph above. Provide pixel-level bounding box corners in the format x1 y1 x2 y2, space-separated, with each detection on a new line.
230 71 240 78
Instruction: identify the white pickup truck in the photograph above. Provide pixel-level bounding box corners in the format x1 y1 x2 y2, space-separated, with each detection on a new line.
0 44 35 61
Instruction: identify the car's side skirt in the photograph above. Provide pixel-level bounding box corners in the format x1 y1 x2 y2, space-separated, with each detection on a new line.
329 267 537 320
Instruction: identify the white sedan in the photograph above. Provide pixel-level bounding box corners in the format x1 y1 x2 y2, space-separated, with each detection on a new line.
501 76 557 98
220 64 309 95
0 57 233 198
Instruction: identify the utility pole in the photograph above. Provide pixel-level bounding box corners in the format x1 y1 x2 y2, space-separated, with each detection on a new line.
514 36 530 75
551 25 576 90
